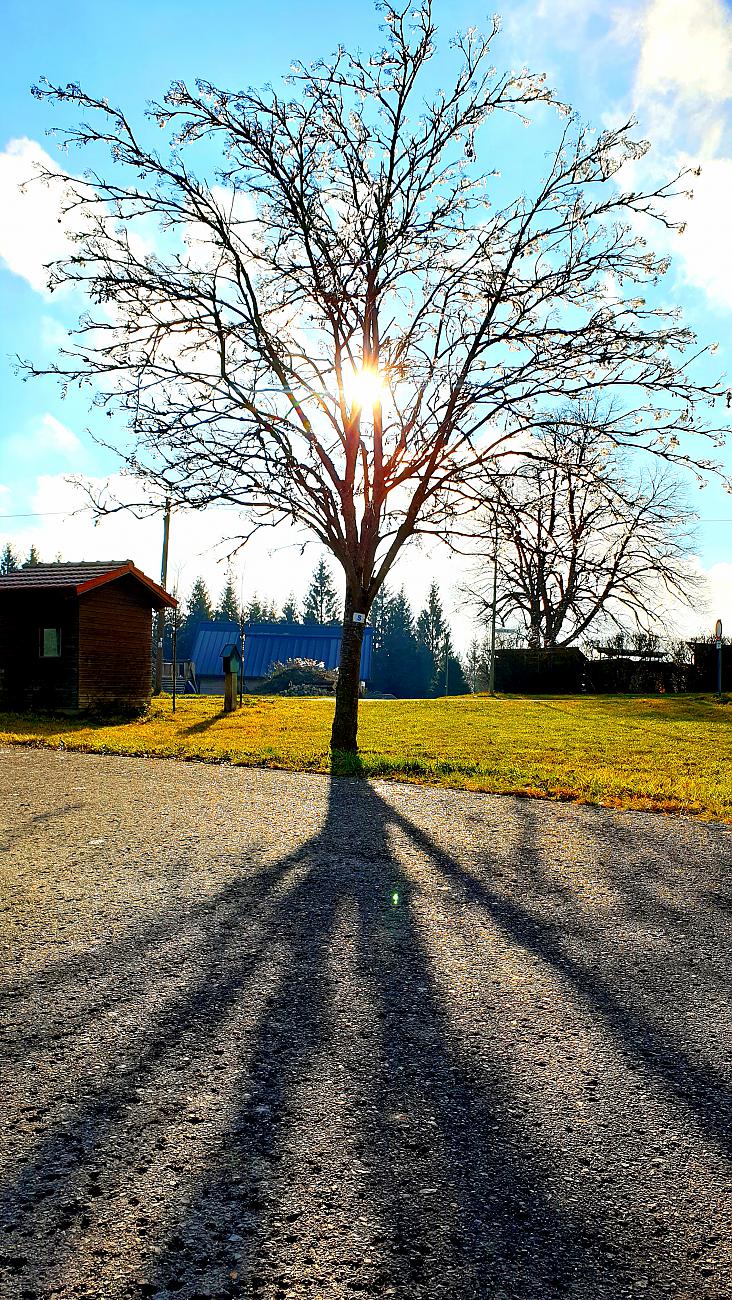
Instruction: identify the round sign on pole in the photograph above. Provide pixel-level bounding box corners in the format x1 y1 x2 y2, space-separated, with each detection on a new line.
715 619 723 640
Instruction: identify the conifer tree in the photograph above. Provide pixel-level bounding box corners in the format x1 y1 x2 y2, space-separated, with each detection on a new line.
245 596 279 622
216 574 240 623
280 595 299 624
465 639 483 693
176 576 214 659
369 584 393 655
0 544 19 576
416 582 452 695
302 559 340 625
370 588 430 697
24 545 42 568
416 583 448 660
186 577 214 623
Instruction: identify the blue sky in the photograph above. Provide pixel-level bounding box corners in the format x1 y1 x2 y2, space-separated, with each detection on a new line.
1 0 732 640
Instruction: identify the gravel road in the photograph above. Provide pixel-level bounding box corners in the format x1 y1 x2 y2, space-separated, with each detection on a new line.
0 748 730 1300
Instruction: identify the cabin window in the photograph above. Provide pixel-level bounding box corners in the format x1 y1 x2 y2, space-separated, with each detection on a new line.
39 627 61 658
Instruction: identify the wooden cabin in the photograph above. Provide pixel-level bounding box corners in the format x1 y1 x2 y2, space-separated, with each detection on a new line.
0 560 176 712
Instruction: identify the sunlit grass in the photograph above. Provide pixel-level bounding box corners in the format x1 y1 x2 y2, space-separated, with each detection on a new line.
1 693 730 821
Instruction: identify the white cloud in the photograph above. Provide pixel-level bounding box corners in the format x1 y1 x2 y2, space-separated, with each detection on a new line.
40 315 70 349
7 413 85 464
0 138 77 296
636 0 732 105
621 0 732 312
701 560 732 632
672 156 732 309
0 137 157 302
36 414 85 458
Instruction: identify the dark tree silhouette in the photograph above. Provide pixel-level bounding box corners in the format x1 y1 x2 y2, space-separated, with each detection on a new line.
185 577 214 624
0 545 20 576
302 558 340 625
215 573 241 623
23 2 729 749
245 595 279 622
370 587 430 697
279 595 299 624
466 408 701 647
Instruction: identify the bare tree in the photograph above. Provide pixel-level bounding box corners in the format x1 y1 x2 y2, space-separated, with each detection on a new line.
465 407 702 647
23 2 729 749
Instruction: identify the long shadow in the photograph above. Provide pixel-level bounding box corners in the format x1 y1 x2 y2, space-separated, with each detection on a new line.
181 710 227 735
0 854 303 1288
135 781 611 1300
0 837 281 1059
343 784 604 1298
0 801 85 850
3 775 730 1299
381 793 732 1156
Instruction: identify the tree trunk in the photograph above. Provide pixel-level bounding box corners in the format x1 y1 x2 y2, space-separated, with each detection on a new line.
331 586 366 753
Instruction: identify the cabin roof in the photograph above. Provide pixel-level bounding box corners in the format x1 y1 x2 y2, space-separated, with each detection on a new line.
191 620 373 680
0 560 177 609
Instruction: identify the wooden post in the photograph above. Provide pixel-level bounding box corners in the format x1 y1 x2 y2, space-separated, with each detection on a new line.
224 669 238 713
154 498 172 695
489 512 498 695
171 608 177 715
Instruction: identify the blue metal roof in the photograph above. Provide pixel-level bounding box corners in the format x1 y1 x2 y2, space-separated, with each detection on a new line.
191 621 373 681
190 622 240 678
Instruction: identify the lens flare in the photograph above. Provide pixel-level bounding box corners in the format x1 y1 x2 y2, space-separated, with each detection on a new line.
345 365 389 409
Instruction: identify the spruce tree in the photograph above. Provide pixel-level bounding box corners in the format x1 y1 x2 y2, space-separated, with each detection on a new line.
416 582 451 695
465 639 482 693
369 584 393 655
302 559 340 625
24 545 42 567
177 576 214 660
244 596 277 623
441 647 470 696
0 544 19 575
370 589 430 697
280 595 299 624
186 577 214 623
416 583 447 660
216 574 240 623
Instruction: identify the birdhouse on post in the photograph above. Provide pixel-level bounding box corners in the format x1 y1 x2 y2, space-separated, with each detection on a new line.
222 642 242 713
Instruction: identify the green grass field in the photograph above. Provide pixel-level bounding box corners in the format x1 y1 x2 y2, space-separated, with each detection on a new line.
1 693 730 821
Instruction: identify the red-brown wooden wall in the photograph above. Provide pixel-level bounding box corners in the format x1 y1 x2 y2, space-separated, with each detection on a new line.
77 576 153 709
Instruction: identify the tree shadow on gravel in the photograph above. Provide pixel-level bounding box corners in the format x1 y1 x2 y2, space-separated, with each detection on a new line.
2 778 730 1300
136 782 622 1300
0 800 85 850
381 794 732 1158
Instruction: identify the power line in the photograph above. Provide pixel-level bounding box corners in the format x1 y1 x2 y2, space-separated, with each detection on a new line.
0 509 95 519
0 501 241 521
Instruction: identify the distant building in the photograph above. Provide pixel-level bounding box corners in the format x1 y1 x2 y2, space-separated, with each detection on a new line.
190 620 373 694
689 641 732 692
0 560 176 712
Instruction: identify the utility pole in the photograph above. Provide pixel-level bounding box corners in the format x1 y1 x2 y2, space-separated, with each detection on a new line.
239 576 245 707
488 512 498 695
171 606 178 715
154 498 172 695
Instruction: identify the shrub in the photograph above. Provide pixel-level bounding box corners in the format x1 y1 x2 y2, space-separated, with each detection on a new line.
259 658 338 695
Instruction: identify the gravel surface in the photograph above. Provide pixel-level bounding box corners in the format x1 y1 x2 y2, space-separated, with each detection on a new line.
0 747 731 1300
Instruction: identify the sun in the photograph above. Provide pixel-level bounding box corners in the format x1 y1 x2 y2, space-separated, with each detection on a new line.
345 365 389 410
